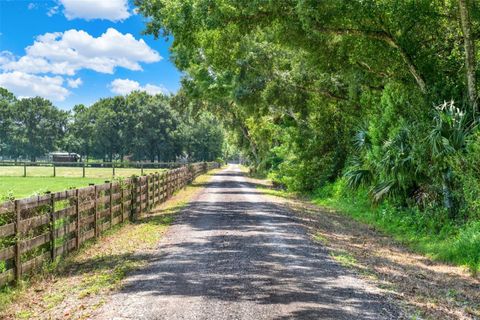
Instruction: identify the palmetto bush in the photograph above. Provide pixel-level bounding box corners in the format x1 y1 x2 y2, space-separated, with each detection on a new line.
345 123 419 204
346 101 473 213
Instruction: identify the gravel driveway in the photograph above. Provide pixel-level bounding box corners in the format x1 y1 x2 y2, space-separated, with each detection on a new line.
95 165 402 319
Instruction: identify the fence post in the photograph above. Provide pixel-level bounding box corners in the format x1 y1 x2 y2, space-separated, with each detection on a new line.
166 172 169 198
174 171 177 192
120 183 124 223
53 163 56 177
109 181 113 227
23 164 26 177
174 171 178 192
130 177 134 221
82 162 86 178
75 189 80 249
158 174 162 203
14 200 21 284
112 163 115 177
138 177 142 217
146 175 149 212
49 193 56 261
141 163 144 176
94 185 98 238
152 174 156 205
130 176 138 221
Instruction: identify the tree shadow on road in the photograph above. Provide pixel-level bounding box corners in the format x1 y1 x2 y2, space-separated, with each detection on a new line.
102 197 402 319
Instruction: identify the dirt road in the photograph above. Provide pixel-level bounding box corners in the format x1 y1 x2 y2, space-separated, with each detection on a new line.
95 165 402 319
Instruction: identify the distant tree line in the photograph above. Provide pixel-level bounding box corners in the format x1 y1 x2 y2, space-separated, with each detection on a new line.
0 88 224 162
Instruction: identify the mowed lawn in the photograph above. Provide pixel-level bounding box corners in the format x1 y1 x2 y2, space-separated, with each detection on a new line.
0 177 105 199
0 166 163 178
0 166 166 200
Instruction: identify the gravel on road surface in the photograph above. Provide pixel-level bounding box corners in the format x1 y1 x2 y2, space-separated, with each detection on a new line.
94 164 403 320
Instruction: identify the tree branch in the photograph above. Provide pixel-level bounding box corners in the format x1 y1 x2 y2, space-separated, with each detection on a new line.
314 26 427 93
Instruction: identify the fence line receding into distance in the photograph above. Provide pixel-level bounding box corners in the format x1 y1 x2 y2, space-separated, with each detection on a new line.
0 161 185 177
0 162 219 287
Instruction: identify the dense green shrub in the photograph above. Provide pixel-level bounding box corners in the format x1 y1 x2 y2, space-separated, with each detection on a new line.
447 221 480 276
313 178 479 275
451 130 480 221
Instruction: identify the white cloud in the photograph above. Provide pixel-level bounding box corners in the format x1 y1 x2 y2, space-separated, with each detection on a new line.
47 5 59 17
1 28 161 76
0 51 15 65
143 84 168 95
0 71 70 101
60 0 130 21
28 3 37 10
67 77 82 88
109 79 168 95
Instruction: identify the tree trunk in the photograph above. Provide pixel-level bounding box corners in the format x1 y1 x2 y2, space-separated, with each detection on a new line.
442 168 457 219
458 0 478 114
227 104 260 166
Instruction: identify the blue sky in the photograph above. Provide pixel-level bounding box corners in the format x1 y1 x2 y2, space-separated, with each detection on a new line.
0 0 181 109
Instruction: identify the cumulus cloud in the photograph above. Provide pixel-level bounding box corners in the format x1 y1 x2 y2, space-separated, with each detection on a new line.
60 0 130 21
0 71 70 101
67 77 82 88
0 51 15 65
1 28 161 76
27 3 37 10
109 79 168 95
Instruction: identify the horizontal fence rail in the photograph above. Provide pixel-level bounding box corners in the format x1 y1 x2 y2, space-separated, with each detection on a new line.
0 161 189 178
0 161 185 168
0 162 220 287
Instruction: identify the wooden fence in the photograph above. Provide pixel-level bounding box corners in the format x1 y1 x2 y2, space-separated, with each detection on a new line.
0 162 219 287
0 160 185 177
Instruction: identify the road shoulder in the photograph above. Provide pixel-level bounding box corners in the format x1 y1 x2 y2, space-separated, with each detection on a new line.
254 180 480 320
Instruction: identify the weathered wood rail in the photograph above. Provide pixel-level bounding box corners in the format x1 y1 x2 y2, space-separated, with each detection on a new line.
0 162 219 287
0 160 185 177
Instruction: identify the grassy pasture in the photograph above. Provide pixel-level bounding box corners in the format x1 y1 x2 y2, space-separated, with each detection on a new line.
0 165 163 178
0 166 166 200
0 177 105 200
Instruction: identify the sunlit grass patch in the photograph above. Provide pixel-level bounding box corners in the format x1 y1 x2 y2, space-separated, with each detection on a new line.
77 259 143 299
256 185 294 199
312 233 328 245
330 251 357 268
43 292 65 309
15 310 33 319
0 166 162 178
0 176 105 200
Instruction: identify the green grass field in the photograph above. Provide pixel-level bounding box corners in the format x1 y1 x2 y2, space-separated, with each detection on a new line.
0 166 163 178
0 177 106 199
0 166 166 200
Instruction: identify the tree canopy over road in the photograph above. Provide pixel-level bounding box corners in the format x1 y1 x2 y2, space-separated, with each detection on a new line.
136 0 480 273
135 0 479 212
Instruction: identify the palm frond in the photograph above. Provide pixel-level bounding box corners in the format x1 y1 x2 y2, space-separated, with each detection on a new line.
353 128 371 152
370 180 396 203
345 168 372 189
